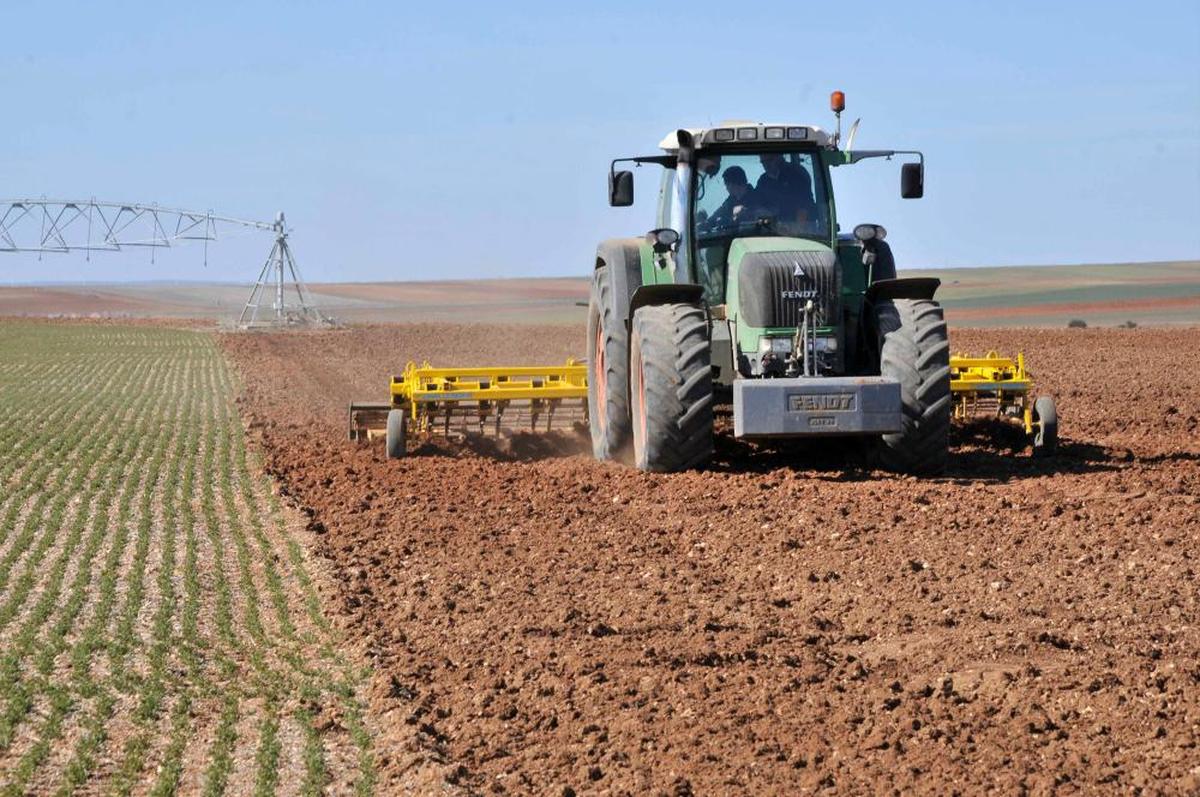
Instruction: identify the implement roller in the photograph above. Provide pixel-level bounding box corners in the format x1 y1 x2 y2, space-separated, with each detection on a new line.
949 351 1058 456
348 361 588 458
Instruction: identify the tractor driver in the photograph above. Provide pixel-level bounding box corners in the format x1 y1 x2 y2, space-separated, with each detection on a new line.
756 153 816 226
701 166 758 231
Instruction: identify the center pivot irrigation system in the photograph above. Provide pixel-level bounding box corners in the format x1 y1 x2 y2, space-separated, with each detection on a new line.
0 198 328 328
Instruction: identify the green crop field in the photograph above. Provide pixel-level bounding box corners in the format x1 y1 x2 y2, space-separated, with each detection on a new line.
0 322 374 795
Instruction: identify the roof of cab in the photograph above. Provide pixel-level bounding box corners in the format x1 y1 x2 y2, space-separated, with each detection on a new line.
658 121 833 152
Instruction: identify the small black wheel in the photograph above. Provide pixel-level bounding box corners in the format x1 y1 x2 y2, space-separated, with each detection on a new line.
1031 396 1057 457
386 409 408 459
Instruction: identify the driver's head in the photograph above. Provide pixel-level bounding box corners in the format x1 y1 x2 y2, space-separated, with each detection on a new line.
760 153 784 176
723 166 749 198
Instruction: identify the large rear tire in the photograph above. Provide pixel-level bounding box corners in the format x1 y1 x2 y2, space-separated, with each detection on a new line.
629 304 713 472
587 265 633 461
874 299 951 474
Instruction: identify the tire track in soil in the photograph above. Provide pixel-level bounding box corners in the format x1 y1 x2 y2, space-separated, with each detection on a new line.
222 323 1200 795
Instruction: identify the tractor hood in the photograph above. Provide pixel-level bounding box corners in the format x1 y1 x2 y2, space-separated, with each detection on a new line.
725 237 843 369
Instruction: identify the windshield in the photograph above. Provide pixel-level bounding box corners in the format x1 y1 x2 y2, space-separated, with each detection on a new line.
690 149 830 304
693 150 829 243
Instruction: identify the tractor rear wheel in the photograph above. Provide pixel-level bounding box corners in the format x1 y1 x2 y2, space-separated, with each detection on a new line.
386 409 407 459
629 303 713 472
1031 395 1058 457
587 265 632 461
874 298 951 474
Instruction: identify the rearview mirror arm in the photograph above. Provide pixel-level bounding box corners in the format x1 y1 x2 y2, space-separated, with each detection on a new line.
842 149 924 168
608 154 678 182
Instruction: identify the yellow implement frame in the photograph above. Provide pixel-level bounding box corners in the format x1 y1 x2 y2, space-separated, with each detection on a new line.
348 360 588 445
392 360 588 434
949 351 1034 434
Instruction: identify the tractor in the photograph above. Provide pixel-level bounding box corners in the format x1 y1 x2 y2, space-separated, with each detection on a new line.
588 92 951 473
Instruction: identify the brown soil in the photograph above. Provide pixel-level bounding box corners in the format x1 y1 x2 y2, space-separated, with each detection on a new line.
221 324 1200 795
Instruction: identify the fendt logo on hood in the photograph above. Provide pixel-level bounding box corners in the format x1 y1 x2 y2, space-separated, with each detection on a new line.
782 260 818 300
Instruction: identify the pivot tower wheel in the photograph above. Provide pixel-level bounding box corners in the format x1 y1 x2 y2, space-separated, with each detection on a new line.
629 303 714 472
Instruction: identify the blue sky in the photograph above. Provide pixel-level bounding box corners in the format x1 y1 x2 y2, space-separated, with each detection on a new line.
2 1 1198 283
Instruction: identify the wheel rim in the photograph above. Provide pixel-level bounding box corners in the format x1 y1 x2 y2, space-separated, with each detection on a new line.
635 352 647 463
593 321 607 434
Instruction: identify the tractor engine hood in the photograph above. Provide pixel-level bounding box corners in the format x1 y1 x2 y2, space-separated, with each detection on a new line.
725 237 843 372
728 237 840 328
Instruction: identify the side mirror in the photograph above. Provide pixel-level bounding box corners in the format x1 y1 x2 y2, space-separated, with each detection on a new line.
901 162 924 199
609 170 634 207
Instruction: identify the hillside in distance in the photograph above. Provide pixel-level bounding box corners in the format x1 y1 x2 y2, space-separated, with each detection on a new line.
1 261 1196 328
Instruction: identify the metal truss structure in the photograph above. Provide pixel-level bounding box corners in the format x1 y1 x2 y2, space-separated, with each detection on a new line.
0 198 327 328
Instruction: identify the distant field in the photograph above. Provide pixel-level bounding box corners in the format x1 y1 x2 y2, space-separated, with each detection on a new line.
1 260 1196 328
905 261 1200 327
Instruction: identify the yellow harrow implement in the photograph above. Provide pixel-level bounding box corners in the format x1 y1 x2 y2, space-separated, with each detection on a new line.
949 351 1058 456
349 360 588 458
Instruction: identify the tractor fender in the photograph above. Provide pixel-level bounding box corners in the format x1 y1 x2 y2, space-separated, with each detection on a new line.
595 238 646 328
627 284 706 331
865 277 941 303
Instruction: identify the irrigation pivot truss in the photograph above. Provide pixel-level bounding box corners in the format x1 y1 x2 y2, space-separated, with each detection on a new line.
0 198 329 328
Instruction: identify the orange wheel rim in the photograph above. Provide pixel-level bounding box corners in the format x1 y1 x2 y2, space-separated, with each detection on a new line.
594 323 607 433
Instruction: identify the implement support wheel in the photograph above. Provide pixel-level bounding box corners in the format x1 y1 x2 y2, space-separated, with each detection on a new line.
386 409 408 459
1031 396 1057 457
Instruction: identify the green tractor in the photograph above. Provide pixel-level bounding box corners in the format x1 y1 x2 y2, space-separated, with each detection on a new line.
587 92 951 473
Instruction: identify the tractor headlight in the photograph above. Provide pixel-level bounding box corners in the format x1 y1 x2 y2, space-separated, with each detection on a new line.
758 337 793 354
853 223 887 242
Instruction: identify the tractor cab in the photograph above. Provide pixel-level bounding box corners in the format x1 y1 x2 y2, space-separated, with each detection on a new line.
684 142 834 306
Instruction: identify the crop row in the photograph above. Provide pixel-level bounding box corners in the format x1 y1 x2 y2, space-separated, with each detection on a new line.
0 324 375 794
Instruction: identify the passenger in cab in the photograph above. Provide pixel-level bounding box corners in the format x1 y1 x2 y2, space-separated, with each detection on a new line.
756 153 816 224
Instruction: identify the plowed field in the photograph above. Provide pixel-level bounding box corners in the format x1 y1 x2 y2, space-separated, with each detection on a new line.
222 324 1200 795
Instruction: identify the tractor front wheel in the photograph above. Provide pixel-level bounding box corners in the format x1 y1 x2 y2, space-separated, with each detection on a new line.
873 298 952 474
629 303 713 472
